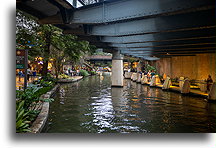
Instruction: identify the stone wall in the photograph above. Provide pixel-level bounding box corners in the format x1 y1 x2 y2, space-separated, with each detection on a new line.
155 53 216 81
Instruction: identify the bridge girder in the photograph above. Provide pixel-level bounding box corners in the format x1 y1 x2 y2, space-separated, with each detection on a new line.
65 10 214 36
16 0 216 60
99 29 216 44
38 0 214 24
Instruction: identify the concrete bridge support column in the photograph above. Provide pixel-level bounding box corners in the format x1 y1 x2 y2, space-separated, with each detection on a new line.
112 50 123 87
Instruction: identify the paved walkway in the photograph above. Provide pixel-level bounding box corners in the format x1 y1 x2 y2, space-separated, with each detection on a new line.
144 82 208 98
16 75 83 90
70 76 83 80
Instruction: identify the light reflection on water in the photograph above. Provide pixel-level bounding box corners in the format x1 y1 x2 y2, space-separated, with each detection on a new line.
43 75 216 133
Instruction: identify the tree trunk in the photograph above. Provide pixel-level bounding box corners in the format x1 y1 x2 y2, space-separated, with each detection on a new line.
41 60 48 76
41 30 51 77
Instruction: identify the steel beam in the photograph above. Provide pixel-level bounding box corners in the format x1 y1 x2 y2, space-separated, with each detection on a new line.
82 10 214 36
126 49 215 59
110 41 216 49
118 46 216 52
135 55 197 60
17 2 46 19
133 56 160 61
120 48 216 54
118 46 216 58
100 28 216 43
71 0 214 24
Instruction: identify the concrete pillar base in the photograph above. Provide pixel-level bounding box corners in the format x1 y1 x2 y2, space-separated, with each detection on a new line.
111 59 123 87
208 82 216 101
131 73 137 81
200 83 207 92
179 77 184 89
162 77 171 90
181 79 190 94
141 75 148 84
150 75 156 86
155 75 161 84
136 73 141 83
125 72 132 79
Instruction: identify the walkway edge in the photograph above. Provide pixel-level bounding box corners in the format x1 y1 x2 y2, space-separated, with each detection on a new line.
143 83 208 98
29 84 60 133
57 76 83 83
29 76 84 133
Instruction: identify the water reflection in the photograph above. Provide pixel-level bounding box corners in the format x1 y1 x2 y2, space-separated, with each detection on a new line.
43 76 216 133
90 87 114 133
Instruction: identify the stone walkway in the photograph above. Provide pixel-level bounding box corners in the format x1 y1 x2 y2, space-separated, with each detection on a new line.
143 82 208 98
57 76 83 83
16 75 83 90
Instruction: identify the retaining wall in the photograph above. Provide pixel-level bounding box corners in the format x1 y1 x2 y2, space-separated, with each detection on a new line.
156 53 216 81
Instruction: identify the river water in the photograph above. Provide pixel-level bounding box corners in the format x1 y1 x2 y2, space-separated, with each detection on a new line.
43 75 216 133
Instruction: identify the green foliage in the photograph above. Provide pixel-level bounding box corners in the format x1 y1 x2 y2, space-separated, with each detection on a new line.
80 69 89 77
128 57 138 63
89 71 97 75
93 49 111 56
59 74 70 79
27 110 40 122
39 98 54 103
16 90 23 98
16 10 96 78
16 100 31 133
42 75 56 83
16 10 43 59
40 80 54 87
17 85 42 109
145 64 156 72
16 78 55 133
33 86 53 98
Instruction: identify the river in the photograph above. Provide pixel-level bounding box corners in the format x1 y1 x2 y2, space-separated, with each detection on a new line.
42 75 216 133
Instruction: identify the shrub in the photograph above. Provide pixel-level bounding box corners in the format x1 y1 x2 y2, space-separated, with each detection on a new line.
16 100 31 133
42 75 56 83
145 64 156 72
80 69 89 77
59 74 70 79
17 84 42 109
89 71 96 75
16 81 55 133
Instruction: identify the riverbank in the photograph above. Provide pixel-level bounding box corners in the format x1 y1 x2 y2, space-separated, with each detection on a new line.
29 76 84 133
128 78 208 98
153 83 208 98
57 76 83 83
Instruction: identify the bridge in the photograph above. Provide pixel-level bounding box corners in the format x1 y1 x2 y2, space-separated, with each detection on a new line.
17 0 215 86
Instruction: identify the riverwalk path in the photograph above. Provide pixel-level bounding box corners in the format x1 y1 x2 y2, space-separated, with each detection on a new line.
144 82 208 98
16 75 83 90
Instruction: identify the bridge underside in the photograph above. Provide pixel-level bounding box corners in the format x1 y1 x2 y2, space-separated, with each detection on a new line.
17 0 215 61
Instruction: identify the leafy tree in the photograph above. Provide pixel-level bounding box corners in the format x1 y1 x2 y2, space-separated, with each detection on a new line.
16 10 43 60
16 10 96 77
51 34 96 78
35 24 62 76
